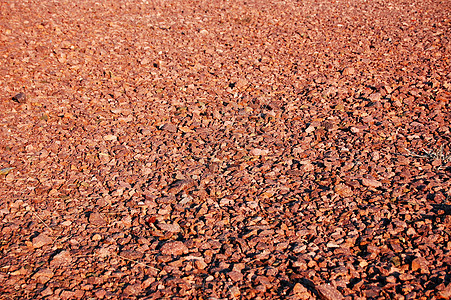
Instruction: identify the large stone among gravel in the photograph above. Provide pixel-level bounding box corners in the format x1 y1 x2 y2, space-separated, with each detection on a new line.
361 178 382 188
228 270 243 282
342 67 355 75
50 250 72 267
32 268 54 284
160 241 188 256
316 284 344 300
32 233 53 248
12 92 26 103
89 212 107 226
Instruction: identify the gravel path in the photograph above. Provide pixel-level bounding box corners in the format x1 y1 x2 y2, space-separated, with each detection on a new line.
1 0 450 299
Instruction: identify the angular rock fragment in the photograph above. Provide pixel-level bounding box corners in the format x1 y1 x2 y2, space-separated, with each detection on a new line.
438 283 451 299
160 123 177 133
292 283 312 299
95 290 107 298
123 283 142 296
50 250 72 267
120 250 143 260
334 183 353 197
228 270 244 282
32 233 53 248
160 241 188 256
229 286 240 298
89 212 107 226
342 67 355 75
250 148 269 156
316 284 344 300
361 178 382 188
302 162 315 172
368 92 381 101
12 92 26 103
103 135 118 141
60 290 75 299
157 222 181 233
32 268 54 284
194 259 208 270
256 276 272 287
167 179 196 194
305 125 316 134
411 256 429 273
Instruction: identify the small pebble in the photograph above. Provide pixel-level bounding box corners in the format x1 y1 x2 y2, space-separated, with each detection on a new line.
12 92 26 103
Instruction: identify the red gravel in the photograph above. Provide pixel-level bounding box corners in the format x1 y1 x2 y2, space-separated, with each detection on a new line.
1 0 450 299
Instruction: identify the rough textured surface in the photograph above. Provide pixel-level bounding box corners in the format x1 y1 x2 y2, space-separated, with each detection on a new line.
0 0 450 299
317 284 344 300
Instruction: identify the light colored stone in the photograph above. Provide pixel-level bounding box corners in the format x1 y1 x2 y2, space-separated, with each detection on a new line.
157 223 181 233
305 125 315 134
334 183 353 197
103 135 117 141
89 212 107 226
350 126 360 133
50 250 72 267
120 250 143 260
228 270 243 282
195 259 208 270
229 286 240 298
33 268 54 284
411 256 429 273
160 241 188 256
406 227 416 236
32 233 53 248
361 178 382 188
438 283 451 299
123 283 142 295
368 92 381 101
95 289 107 298
302 163 315 172
250 148 269 156
327 241 341 248
293 283 308 294
316 283 344 300
161 123 177 133
342 67 355 75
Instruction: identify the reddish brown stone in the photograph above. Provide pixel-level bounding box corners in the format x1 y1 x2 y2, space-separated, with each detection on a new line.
411 256 429 273
228 271 244 282
12 92 26 103
0 0 449 299
123 283 142 296
316 284 344 300
32 268 54 284
361 178 382 188
334 183 353 197
50 250 72 267
438 283 451 299
161 123 177 133
89 212 107 226
342 67 355 75
160 241 188 256
32 233 53 248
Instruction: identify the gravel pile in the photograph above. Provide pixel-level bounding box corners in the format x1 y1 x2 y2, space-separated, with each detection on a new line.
0 0 450 299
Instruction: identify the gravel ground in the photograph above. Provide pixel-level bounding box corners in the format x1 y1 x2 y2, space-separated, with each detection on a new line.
1 0 450 299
